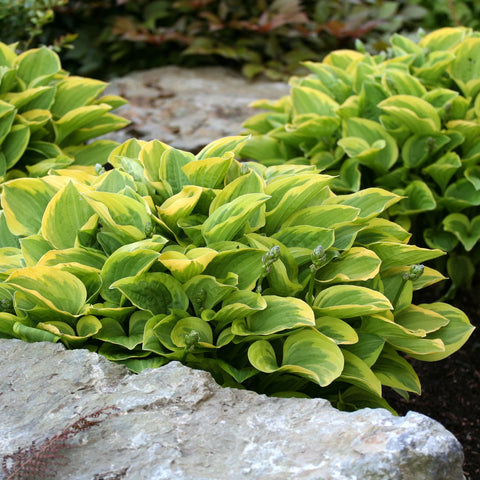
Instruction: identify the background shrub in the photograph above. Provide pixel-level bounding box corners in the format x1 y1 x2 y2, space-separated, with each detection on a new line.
7 0 447 80
240 27 480 296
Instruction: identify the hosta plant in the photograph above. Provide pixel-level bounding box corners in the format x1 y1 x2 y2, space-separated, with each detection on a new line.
0 135 473 412
241 27 480 295
0 41 128 182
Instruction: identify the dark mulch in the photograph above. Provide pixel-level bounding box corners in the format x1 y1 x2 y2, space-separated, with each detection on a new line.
385 289 480 479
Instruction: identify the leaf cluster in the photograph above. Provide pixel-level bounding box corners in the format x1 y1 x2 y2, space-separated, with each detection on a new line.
0 41 129 182
241 27 480 294
0 135 474 411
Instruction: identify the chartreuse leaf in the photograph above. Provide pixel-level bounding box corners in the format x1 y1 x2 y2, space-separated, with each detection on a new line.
343 332 385 368
3 124 30 169
324 188 400 220
94 311 151 349
204 248 265 290
355 218 411 244
13 322 60 343
0 312 19 338
272 226 335 251
232 295 315 336
15 46 61 87
246 234 301 296
408 303 475 362
395 305 449 335
41 181 95 249
282 205 359 229
342 118 398 173
202 193 270 245
264 175 332 235
53 104 112 145
6 266 87 323
111 272 189 315
81 189 151 243
214 290 267 325
196 135 249 160
2 178 56 236
20 235 52 267
156 185 203 234
315 247 381 283
362 314 446 356
378 95 441 134
184 274 238 316
291 86 339 116
314 285 392 318
100 249 161 304
0 248 24 275
443 213 480 251
339 350 382 397
248 328 343 387
182 156 232 189
171 317 214 348
367 242 444 271
315 316 358 345
37 247 106 269
448 37 480 98
38 315 102 347
372 348 421 394
393 181 436 215
159 248 217 283
158 148 194 194
50 76 107 116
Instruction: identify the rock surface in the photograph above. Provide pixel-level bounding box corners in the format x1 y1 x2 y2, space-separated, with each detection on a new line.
102 66 290 152
0 339 465 480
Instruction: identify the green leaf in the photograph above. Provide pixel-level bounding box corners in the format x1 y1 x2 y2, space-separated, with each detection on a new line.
94 312 149 350
448 37 480 98
51 76 107 117
248 328 344 386
2 178 58 236
315 247 381 283
314 285 392 318
232 295 315 336
325 188 400 220
183 274 237 316
6 266 87 321
171 317 214 348
204 248 265 290
196 135 249 160
394 180 436 215
41 181 95 249
283 205 360 229
343 332 385 367
182 156 232 188
202 193 270 244
13 322 60 343
100 249 161 304
378 95 441 134
315 316 358 345
367 242 444 271
15 46 61 87
291 86 339 116
214 290 267 325
111 272 189 315
409 302 475 362
372 349 421 394
443 213 480 252
159 248 217 283
2 124 30 169
340 350 382 397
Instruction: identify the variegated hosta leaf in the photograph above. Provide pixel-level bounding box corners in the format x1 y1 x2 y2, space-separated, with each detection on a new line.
248 328 344 387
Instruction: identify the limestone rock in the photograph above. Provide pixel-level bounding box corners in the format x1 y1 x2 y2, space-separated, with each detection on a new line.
0 339 465 480
102 66 290 152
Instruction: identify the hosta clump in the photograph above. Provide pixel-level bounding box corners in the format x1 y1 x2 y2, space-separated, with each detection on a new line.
0 41 128 182
241 27 480 293
0 136 474 412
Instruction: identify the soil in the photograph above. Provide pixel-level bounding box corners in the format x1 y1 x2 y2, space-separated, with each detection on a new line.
385 288 480 480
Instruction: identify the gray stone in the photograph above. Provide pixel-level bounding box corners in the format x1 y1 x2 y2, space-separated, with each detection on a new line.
0 339 465 480
101 66 290 152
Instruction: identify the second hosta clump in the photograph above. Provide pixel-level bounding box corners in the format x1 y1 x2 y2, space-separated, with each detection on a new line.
0 136 474 411
241 27 480 294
